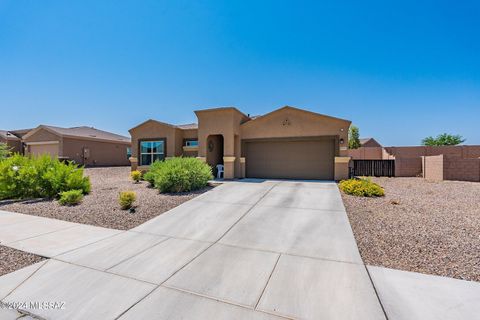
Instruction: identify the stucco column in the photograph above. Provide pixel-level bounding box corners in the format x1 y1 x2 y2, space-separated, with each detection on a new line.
223 156 235 179
129 157 138 171
334 156 351 181
240 157 246 178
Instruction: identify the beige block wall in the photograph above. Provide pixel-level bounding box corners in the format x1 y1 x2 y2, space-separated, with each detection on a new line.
395 158 423 177
384 145 480 159
347 147 383 160
463 146 480 158
384 145 480 178
423 155 480 182
423 155 444 180
444 156 480 182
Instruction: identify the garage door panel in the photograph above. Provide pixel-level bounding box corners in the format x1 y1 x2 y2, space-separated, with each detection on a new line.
245 139 334 180
29 144 59 158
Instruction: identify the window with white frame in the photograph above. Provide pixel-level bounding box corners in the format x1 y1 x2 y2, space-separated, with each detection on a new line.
140 140 165 165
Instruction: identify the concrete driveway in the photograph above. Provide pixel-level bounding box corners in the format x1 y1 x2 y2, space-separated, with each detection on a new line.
0 180 387 319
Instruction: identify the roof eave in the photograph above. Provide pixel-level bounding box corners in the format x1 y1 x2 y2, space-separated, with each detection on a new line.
62 134 131 145
194 107 249 119
129 119 177 133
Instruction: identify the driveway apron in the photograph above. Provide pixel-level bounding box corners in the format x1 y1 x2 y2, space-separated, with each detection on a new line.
0 180 386 320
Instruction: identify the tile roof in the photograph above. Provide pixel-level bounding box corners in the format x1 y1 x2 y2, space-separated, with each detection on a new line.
42 125 130 143
176 123 198 130
9 128 33 138
0 130 21 140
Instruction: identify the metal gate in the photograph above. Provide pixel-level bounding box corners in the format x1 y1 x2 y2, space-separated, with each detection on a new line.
352 160 395 177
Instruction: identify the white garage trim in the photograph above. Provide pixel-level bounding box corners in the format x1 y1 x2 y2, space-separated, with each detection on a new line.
25 141 60 146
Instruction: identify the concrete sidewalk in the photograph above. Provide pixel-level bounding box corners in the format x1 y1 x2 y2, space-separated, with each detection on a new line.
0 210 121 257
1 181 478 319
368 266 480 320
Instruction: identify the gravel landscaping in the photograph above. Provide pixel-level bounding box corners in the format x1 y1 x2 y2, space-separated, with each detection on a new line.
0 167 211 230
342 177 480 282
0 245 45 277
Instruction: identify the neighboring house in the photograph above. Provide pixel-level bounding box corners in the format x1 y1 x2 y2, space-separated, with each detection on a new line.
130 106 351 180
0 130 23 154
22 125 131 166
359 137 382 148
9 128 34 139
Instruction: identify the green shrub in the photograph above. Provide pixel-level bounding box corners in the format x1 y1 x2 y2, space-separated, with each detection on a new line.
0 143 11 160
119 191 136 209
146 157 213 193
143 161 162 186
58 189 84 206
42 159 91 196
0 154 91 200
339 178 385 197
130 170 142 183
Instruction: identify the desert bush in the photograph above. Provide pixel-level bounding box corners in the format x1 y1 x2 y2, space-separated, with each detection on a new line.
142 161 162 186
58 189 84 206
145 157 213 193
42 159 91 196
130 170 142 183
0 143 11 160
339 178 385 197
0 154 91 200
119 191 136 209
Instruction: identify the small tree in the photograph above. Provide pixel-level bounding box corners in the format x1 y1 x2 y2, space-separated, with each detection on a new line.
0 143 11 160
348 125 361 149
421 133 465 146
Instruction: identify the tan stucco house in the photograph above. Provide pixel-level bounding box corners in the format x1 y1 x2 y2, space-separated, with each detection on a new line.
129 106 351 180
21 125 131 166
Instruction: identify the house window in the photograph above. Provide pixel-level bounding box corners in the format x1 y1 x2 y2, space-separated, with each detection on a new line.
127 147 132 160
185 139 198 147
140 140 165 165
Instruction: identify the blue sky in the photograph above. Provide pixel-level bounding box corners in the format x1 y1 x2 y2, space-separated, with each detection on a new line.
0 0 478 146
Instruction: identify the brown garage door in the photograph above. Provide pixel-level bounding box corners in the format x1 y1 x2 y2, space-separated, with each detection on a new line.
245 139 335 180
29 143 59 158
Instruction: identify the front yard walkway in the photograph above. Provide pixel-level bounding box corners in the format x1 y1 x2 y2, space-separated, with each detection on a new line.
0 210 121 258
0 180 479 320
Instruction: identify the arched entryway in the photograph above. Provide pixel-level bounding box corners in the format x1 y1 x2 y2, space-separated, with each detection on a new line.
206 134 224 177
